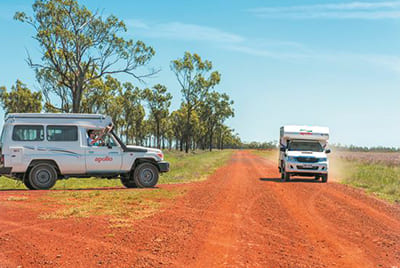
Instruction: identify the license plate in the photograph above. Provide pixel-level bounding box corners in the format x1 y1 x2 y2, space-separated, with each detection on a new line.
303 164 313 168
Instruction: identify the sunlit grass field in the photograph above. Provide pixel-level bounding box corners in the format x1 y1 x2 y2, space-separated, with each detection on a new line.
0 150 234 190
252 149 400 203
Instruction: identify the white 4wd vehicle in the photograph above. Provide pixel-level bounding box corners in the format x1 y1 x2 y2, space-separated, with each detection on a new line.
279 125 331 182
0 113 169 190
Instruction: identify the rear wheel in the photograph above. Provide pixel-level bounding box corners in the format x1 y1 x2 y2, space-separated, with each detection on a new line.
321 174 328 183
314 175 320 180
28 163 57 190
133 163 159 188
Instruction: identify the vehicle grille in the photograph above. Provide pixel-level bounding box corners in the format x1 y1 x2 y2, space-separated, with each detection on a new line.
296 157 318 163
297 165 319 170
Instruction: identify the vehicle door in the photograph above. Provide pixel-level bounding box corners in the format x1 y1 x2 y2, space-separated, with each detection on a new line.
85 134 123 174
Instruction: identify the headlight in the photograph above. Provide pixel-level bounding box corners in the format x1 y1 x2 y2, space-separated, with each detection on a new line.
318 158 327 162
287 156 296 162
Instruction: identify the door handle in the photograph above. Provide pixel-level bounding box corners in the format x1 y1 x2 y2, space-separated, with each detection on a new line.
88 151 94 154
108 152 119 155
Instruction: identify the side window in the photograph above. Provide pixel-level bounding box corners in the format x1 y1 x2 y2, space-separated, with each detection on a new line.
104 134 117 147
12 125 44 141
47 126 78 141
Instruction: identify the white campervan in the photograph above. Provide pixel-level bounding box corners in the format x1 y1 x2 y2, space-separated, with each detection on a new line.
279 125 330 182
0 113 169 190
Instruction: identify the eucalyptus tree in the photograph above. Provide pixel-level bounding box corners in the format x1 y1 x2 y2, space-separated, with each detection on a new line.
0 80 42 114
120 82 144 144
171 52 220 153
15 0 156 112
143 84 172 148
200 91 234 151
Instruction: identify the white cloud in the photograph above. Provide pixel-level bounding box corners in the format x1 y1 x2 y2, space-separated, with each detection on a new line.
126 20 244 43
126 20 307 57
248 1 400 19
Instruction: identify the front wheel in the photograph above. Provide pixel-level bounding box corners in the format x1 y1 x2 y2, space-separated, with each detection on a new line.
120 176 137 188
284 172 290 182
28 163 57 190
23 177 35 190
321 174 328 183
133 163 159 188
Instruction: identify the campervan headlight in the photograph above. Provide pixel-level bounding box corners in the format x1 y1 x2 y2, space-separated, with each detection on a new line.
286 156 296 162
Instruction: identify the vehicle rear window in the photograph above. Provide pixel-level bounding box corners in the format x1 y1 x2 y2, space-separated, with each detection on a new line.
47 126 78 141
12 125 44 141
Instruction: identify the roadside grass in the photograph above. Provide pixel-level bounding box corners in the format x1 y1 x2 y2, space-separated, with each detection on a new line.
6 196 28 201
252 149 400 203
159 149 234 184
38 188 184 225
0 150 234 190
251 149 278 160
330 157 400 203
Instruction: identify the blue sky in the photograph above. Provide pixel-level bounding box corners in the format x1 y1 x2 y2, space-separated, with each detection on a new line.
0 0 400 147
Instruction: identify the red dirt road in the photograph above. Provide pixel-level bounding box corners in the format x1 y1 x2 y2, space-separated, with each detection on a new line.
0 151 400 267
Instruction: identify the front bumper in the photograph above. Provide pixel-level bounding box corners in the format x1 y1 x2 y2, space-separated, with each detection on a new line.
157 161 170 173
0 167 12 174
284 161 328 175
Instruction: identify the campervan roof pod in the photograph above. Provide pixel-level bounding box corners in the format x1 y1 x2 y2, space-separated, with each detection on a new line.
280 125 329 141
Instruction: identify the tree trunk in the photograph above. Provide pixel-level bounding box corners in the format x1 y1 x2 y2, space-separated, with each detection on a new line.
156 120 161 148
209 132 213 151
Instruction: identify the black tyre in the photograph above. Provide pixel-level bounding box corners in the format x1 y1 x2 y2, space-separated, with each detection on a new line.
28 163 57 190
284 172 290 182
23 177 35 190
120 176 138 188
321 174 328 183
133 163 159 188
314 175 320 180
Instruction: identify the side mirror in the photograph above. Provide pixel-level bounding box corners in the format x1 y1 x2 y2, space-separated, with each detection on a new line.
325 149 331 154
107 143 112 149
280 147 286 152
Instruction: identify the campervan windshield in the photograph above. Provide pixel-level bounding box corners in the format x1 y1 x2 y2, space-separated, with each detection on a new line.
288 141 323 152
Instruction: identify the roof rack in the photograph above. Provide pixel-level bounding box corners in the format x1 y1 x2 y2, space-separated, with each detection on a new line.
6 113 106 120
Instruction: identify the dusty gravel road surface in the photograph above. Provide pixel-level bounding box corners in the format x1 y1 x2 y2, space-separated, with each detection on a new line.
0 151 399 267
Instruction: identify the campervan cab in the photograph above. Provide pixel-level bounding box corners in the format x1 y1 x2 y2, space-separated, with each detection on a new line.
279 125 330 182
0 113 169 190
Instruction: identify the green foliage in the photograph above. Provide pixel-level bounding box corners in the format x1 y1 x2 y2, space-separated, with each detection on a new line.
242 141 277 149
15 0 155 112
0 80 42 114
200 91 234 151
331 144 400 152
143 84 172 148
171 52 221 153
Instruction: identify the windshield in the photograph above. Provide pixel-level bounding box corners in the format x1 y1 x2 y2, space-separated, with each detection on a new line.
288 141 323 152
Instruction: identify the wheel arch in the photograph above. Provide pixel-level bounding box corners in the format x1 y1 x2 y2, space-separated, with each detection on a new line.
27 159 61 177
131 158 159 171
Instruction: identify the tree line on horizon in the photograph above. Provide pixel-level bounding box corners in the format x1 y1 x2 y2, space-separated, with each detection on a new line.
0 0 241 152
